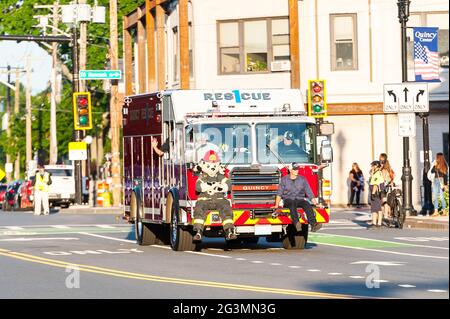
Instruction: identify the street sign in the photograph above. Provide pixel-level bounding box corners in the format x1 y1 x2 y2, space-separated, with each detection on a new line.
398 113 416 137
69 142 87 160
79 70 121 80
383 83 429 113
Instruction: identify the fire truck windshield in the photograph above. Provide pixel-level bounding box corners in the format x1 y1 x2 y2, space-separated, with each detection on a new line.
256 123 315 164
192 124 252 164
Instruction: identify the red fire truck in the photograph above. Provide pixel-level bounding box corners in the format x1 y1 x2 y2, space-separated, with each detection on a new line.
122 89 334 251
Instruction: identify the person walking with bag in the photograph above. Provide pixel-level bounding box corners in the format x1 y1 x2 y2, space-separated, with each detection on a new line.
32 164 52 216
368 161 385 229
348 163 364 208
428 153 449 216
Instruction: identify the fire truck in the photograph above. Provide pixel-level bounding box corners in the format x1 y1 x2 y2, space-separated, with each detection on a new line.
122 89 334 251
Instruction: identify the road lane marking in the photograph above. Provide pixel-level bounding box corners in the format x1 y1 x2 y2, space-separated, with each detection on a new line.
270 263 282 266
95 225 117 229
349 276 364 279
311 242 448 260
398 284 416 288
328 273 343 276
235 258 247 261
79 232 136 243
5 226 25 230
51 225 70 229
288 266 301 269
0 249 375 299
427 290 447 293
0 237 79 242
185 251 232 259
307 269 321 272
373 280 389 283
251 261 264 264
351 261 406 266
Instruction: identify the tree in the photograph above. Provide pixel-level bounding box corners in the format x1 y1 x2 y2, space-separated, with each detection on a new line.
0 0 139 175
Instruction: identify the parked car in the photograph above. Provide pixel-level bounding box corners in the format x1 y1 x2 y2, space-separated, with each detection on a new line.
15 180 34 211
2 181 22 211
0 184 7 209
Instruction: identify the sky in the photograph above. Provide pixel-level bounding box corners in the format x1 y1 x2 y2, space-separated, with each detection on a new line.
0 41 52 96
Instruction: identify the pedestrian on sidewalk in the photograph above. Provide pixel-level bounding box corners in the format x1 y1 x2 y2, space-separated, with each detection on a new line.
379 153 395 225
32 164 52 216
348 162 364 208
368 160 385 229
428 152 449 216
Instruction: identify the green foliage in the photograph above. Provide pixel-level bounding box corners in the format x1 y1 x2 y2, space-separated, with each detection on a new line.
1 0 141 171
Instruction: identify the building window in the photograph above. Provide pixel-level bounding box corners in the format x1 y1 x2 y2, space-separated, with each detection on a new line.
272 18 290 61
173 26 179 82
408 12 449 69
219 22 240 74
218 17 290 75
330 14 358 71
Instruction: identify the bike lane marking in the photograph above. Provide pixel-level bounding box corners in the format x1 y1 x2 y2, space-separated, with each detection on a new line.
310 232 449 251
0 226 132 237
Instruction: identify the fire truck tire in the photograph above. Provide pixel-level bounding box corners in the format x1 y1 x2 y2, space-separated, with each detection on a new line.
132 192 157 246
282 225 307 249
169 200 198 251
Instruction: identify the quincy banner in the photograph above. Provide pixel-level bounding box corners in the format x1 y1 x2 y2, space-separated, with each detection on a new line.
413 27 440 82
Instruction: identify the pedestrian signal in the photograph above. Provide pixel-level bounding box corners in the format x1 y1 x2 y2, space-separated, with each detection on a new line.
308 80 327 118
73 92 92 130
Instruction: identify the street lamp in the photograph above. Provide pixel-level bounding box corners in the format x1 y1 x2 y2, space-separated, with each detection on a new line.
397 0 416 217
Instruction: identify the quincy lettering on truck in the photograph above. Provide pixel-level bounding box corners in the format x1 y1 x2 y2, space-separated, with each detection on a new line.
203 90 271 103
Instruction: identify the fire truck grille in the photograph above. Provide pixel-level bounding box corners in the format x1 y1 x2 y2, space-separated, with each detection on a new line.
231 167 280 205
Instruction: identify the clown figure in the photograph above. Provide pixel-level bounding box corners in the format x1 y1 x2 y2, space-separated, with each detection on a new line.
193 151 237 241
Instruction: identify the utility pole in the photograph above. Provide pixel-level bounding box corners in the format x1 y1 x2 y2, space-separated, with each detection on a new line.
397 0 416 216
25 56 32 164
6 65 12 182
49 1 60 165
109 0 121 207
14 69 21 180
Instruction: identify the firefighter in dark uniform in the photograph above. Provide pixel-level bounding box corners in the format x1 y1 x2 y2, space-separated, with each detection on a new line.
193 150 237 242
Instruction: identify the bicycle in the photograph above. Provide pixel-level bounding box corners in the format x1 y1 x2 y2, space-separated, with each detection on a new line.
385 185 405 229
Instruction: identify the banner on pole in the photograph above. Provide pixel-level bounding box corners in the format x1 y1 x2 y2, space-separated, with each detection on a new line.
413 27 440 82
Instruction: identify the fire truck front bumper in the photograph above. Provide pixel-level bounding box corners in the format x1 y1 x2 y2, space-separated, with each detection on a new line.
199 207 330 235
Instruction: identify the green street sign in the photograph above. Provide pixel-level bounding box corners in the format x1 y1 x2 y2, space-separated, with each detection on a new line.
79 70 122 80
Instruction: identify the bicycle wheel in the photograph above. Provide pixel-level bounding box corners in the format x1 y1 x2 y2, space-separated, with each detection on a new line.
395 199 405 229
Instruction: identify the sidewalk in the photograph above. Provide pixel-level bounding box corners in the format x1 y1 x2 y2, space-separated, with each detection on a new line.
334 205 449 231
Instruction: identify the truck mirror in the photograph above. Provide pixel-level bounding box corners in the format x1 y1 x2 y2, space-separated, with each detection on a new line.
320 140 333 163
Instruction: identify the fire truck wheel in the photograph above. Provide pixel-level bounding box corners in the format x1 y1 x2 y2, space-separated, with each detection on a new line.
169 201 198 251
282 225 307 249
132 192 157 246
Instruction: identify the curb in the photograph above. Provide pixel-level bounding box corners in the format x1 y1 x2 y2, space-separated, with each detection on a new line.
403 218 449 231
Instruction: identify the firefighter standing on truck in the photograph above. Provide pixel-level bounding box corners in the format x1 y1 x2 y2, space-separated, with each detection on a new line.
193 151 237 242
32 164 52 216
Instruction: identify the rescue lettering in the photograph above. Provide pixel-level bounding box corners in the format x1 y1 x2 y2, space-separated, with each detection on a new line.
204 91 271 102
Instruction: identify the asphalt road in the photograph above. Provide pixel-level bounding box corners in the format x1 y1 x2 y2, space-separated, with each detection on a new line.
0 208 448 299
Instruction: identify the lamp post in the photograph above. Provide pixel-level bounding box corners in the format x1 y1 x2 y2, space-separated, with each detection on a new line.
397 0 416 216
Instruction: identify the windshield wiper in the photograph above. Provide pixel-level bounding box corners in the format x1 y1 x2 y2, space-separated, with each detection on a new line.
265 144 288 167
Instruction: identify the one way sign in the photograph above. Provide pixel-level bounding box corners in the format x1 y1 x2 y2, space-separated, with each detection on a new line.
383 83 429 113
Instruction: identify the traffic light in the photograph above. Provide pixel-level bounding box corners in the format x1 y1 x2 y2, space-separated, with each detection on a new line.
308 80 327 118
73 92 92 130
